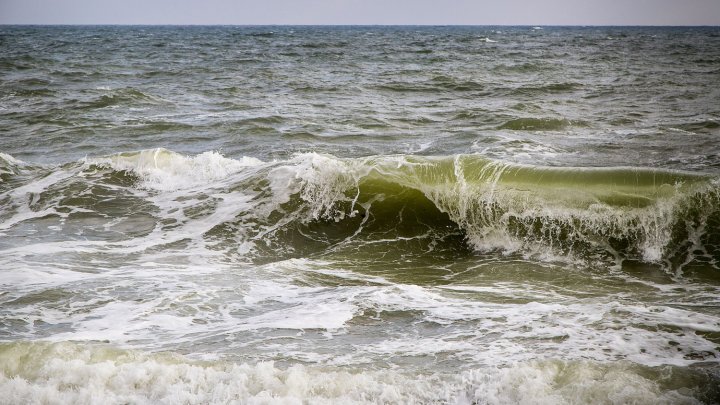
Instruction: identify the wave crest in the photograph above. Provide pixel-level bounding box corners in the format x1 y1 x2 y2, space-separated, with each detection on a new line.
86 148 263 191
9 149 720 270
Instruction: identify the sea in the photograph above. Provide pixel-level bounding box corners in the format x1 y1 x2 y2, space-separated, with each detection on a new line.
1 25 719 404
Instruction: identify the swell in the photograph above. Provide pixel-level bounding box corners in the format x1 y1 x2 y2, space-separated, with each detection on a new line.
374 75 485 93
79 88 168 109
3 150 720 271
497 117 588 131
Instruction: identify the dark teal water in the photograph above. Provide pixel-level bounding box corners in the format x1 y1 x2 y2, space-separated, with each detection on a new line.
1 26 719 404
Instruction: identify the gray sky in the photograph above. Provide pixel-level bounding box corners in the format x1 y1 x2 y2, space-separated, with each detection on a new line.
1 0 719 25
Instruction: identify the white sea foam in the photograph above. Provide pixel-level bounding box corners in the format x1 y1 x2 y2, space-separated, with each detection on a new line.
267 152 368 221
405 140 433 153
0 342 704 405
87 148 263 192
233 279 359 331
0 168 79 234
0 152 25 167
5 254 717 368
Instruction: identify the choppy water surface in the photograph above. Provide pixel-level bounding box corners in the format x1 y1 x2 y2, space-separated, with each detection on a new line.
1 26 720 404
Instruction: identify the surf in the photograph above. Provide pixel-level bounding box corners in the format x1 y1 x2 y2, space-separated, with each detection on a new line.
1 341 716 405
1 149 713 271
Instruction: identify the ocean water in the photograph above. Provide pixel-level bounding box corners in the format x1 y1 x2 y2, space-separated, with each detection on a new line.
1 25 720 404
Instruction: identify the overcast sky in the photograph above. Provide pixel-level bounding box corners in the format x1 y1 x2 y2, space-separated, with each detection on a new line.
1 0 719 26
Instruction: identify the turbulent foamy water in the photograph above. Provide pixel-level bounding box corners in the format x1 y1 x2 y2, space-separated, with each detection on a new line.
1 26 720 404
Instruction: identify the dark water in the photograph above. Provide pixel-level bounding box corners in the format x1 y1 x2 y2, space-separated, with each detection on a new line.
1 26 720 404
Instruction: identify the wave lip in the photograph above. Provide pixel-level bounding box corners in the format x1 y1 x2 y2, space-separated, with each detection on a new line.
380 155 718 265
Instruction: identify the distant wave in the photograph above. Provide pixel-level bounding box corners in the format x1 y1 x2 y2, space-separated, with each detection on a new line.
497 117 587 131
80 88 169 110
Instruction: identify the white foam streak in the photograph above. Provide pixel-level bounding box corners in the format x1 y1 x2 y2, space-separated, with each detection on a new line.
235 279 360 331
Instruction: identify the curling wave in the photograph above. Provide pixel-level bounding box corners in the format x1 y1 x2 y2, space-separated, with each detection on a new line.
4 149 720 270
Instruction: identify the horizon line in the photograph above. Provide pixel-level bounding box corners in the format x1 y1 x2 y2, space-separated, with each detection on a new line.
1 23 719 27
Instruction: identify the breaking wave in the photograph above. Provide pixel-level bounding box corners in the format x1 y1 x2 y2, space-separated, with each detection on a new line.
3 149 719 270
1 342 716 405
